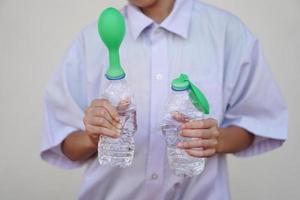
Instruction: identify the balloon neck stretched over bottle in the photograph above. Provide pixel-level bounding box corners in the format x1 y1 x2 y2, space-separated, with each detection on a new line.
105 48 126 80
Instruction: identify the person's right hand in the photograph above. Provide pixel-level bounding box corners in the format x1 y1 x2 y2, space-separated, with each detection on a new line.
83 99 122 146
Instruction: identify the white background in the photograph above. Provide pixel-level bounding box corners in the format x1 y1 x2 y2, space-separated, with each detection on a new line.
0 0 299 199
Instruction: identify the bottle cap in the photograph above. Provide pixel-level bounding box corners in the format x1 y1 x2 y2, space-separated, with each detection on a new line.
171 74 210 114
98 7 126 80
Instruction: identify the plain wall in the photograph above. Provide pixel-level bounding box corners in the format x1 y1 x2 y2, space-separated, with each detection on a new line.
0 0 299 199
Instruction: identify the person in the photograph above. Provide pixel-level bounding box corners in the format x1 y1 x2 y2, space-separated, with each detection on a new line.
40 0 288 199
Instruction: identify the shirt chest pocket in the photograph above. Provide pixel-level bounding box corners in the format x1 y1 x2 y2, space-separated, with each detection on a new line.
179 67 222 120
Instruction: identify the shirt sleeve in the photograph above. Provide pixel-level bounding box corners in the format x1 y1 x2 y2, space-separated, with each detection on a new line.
221 22 288 157
40 32 89 169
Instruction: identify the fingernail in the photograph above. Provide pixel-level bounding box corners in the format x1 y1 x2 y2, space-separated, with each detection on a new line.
177 143 183 148
181 124 185 129
115 116 120 121
116 123 122 129
178 131 182 136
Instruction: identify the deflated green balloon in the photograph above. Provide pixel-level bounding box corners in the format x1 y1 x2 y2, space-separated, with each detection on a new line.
172 74 210 114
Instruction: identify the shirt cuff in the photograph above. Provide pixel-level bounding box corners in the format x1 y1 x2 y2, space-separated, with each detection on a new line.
234 135 284 157
221 118 286 157
40 126 86 169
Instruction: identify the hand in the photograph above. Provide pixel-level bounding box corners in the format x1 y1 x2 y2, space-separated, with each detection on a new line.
83 99 122 146
177 118 220 158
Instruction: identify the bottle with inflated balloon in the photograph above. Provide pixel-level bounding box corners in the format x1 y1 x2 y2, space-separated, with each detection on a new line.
161 74 210 177
97 8 137 168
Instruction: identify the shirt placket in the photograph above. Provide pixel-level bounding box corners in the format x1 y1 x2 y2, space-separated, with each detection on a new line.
144 26 169 198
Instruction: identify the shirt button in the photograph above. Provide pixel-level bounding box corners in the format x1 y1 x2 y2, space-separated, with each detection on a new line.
151 173 159 180
154 28 161 34
156 74 163 80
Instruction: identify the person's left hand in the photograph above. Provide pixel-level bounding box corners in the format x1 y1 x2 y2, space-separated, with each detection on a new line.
177 118 220 158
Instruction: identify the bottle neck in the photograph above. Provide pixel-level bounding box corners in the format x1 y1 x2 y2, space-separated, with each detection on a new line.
105 75 125 81
105 47 125 80
106 77 126 85
172 88 189 93
171 89 189 99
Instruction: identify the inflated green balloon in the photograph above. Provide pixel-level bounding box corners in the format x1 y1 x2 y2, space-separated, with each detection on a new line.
98 8 126 80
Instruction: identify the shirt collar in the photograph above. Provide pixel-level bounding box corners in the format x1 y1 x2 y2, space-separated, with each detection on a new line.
126 0 194 40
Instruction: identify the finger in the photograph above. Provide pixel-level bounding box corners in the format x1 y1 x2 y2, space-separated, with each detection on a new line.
86 124 102 134
91 99 120 122
91 107 113 122
180 129 214 139
90 108 122 129
182 118 218 129
99 127 121 138
186 149 216 158
171 111 191 123
85 106 108 118
177 139 218 149
117 98 131 111
88 117 122 131
83 114 120 131
86 124 120 138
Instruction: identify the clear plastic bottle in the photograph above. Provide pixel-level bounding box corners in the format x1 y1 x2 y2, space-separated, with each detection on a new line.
98 79 137 168
161 74 210 177
97 8 137 167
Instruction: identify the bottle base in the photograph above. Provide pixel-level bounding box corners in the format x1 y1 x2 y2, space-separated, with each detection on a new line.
98 136 135 168
167 147 205 177
98 155 134 168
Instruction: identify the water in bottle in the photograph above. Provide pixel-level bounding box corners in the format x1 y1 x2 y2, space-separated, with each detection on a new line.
98 79 137 167
161 74 210 177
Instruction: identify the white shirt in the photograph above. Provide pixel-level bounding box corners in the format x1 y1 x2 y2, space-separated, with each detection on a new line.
41 0 288 199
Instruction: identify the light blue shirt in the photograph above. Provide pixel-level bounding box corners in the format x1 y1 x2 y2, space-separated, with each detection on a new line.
41 0 288 199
